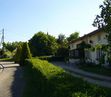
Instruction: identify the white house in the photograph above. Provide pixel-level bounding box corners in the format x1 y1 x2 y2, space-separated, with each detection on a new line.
69 29 109 66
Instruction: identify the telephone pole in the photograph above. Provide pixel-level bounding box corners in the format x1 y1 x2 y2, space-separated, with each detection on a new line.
2 28 4 52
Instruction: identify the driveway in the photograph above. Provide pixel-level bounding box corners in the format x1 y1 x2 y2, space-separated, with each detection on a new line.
52 61 111 88
0 62 24 97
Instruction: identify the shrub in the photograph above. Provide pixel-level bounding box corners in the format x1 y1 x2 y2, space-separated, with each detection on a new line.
13 45 22 63
37 56 65 61
3 50 13 58
20 42 32 66
72 92 89 97
23 58 111 97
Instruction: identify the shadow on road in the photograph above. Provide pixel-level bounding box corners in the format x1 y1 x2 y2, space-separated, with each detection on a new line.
10 67 25 97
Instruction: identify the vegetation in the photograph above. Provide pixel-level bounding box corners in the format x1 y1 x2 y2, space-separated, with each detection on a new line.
93 0 111 64
67 32 79 42
1 31 79 60
78 64 111 76
77 41 91 63
23 58 111 97
37 56 66 61
3 41 23 52
20 42 32 66
14 45 22 63
29 31 58 56
56 34 69 58
0 57 13 61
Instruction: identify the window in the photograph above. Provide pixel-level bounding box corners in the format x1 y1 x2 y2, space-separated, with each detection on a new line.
89 40 93 44
74 50 79 57
85 50 90 59
98 35 101 41
96 49 102 60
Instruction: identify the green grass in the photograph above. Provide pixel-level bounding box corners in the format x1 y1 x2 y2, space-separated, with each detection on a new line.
0 58 13 61
23 58 111 97
78 64 111 76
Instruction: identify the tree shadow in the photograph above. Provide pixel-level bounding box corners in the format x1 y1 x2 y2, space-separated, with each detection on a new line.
10 66 25 97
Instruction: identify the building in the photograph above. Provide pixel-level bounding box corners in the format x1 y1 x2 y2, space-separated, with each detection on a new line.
69 29 109 66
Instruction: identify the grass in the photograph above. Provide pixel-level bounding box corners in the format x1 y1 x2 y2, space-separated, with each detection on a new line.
0 58 13 61
23 58 111 97
78 64 111 76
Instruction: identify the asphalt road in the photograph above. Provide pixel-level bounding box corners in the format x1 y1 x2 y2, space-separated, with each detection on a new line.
0 62 24 97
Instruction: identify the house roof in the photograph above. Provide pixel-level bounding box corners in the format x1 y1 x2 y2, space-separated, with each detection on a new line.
69 29 103 44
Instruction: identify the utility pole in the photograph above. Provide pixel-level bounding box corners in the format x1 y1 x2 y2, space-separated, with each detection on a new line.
2 28 4 53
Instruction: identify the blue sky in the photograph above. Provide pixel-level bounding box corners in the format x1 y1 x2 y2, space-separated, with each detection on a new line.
0 0 103 42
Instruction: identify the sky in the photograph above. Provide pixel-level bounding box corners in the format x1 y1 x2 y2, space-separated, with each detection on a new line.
0 0 104 42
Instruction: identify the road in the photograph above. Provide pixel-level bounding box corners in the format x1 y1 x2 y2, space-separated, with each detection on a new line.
52 61 111 88
0 62 24 97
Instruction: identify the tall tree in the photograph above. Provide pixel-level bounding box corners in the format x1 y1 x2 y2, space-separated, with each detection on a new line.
29 31 58 56
57 34 66 45
93 0 111 43
93 0 111 64
56 34 69 57
67 32 79 42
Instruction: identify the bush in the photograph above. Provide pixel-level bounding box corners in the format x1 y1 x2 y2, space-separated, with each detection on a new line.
72 92 89 97
37 56 65 61
20 42 32 66
3 50 13 58
13 45 22 63
23 58 111 97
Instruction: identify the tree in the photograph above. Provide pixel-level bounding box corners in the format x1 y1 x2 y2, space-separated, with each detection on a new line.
20 42 32 66
3 41 23 52
67 32 79 42
29 31 58 56
13 45 22 63
93 0 111 42
46 34 58 55
56 34 69 58
57 34 66 45
93 0 111 64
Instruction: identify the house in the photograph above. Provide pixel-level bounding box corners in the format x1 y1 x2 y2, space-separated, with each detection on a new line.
69 29 109 66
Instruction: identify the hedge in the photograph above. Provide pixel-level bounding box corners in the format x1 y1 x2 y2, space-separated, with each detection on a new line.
20 42 32 66
23 58 111 97
37 56 65 61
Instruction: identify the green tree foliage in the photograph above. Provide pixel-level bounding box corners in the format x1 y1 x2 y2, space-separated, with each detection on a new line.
67 32 79 42
14 45 22 63
56 34 69 58
93 0 111 64
93 0 111 43
57 34 66 44
20 42 32 66
29 31 58 56
3 41 23 52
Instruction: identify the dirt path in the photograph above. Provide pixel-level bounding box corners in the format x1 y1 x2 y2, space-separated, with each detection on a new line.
0 62 25 97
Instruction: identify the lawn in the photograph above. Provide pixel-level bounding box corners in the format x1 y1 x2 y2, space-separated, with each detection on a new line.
23 58 111 97
78 64 111 77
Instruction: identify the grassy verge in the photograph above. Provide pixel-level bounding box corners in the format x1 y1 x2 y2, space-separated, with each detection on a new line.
0 58 13 61
23 58 111 97
78 64 111 76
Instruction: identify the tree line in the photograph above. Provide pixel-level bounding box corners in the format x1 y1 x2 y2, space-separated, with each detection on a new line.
1 32 79 58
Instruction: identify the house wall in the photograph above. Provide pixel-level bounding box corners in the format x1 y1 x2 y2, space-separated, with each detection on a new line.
70 40 82 50
69 31 108 65
87 32 108 64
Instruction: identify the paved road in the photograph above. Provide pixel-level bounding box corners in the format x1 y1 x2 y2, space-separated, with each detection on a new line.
0 62 24 97
52 61 111 88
